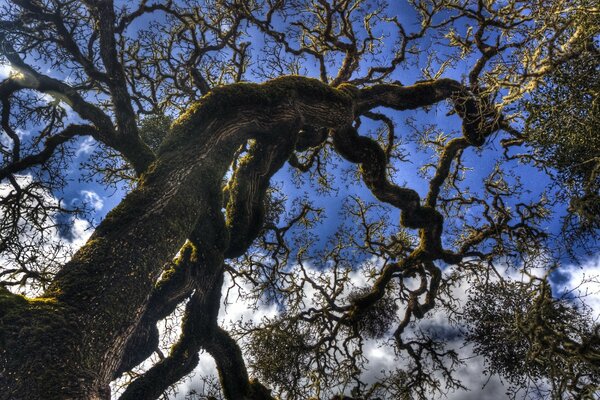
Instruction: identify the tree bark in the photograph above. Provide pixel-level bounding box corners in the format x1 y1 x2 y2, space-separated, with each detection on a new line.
0 77 353 399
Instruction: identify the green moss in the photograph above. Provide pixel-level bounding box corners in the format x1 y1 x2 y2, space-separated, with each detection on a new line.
0 286 27 310
153 241 197 293
160 76 354 154
336 81 360 98
0 288 88 399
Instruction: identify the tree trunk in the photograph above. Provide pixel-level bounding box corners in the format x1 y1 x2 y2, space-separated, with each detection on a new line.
0 77 354 399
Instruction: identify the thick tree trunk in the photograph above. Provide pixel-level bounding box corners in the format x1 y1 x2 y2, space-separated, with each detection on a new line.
0 77 354 399
0 122 237 399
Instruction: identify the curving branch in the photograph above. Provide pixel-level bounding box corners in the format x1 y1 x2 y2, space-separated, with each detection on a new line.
225 134 298 258
81 0 155 173
0 124 97 181
424 137 470 208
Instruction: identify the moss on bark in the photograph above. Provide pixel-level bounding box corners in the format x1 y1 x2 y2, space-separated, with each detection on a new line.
0 288 91 399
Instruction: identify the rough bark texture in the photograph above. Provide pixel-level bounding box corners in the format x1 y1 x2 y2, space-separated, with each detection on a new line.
0 77 352 399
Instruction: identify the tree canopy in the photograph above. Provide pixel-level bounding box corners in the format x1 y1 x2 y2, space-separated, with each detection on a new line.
0 1 598 399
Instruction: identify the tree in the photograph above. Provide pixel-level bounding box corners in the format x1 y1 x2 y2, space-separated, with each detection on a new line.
524 51 600 242
0 1 598 399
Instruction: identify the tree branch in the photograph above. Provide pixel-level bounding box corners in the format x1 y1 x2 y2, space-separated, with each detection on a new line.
0 124 97 181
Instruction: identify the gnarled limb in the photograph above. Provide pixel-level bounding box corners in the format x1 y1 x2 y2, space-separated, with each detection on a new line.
225 134 297 258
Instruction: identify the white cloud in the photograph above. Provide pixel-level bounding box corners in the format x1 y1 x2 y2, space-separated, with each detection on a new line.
0 64 13 80
76 136 97 156
554 256 600 316
219 296 279 326
446 352 509 400
15 128 30 140
80 189 104 211
69 217 93 248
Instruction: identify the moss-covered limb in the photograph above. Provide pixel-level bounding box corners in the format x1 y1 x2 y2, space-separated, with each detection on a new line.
331 125 445 254
356 79 501 146
424 137 470 208
119 260 226 400
205 327 275 400
148 246 198 316
119 281 274 400
114 245 197 379
161 76 355 154
116 290 210 400
6 108 244 396
332 125 419 209
225 133 297 258
225 123 329 259
138 242 202 324
356 79 465 113
117 187 229 397
117 185 230 378
119 191 272 400
205 326 251 399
